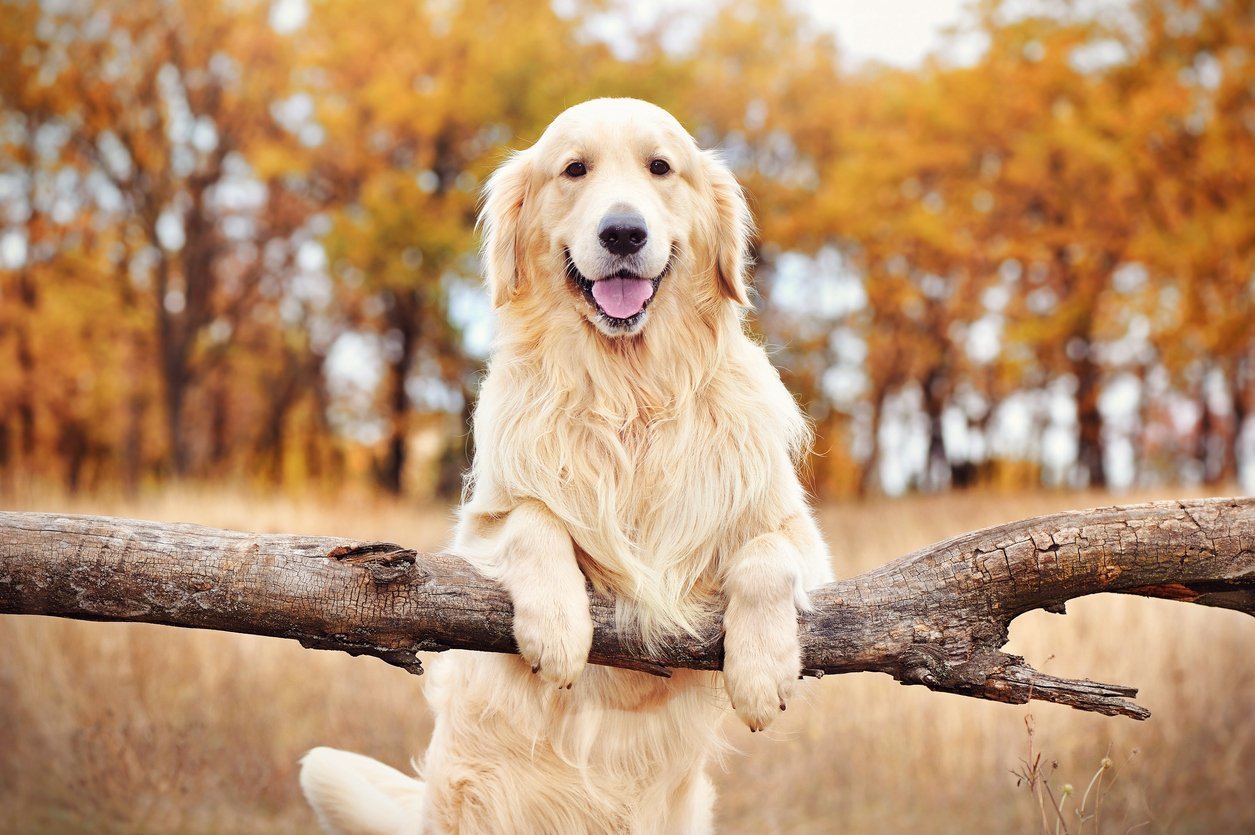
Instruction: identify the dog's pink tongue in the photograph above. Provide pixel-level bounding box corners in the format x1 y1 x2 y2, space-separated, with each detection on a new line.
591 277 654 319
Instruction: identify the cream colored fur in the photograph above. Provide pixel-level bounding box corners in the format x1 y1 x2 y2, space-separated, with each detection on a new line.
300 98 833 835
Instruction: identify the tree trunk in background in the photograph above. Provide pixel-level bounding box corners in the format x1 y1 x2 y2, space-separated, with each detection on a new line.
949 438 985 489
255 347 318 486
14 327 36 471
122 392 145 493
258 403 287 485
1198 387 1218 485
1199 401 1232 487
153 248 193 478
436 382 475 499
5 182 46 478
857 390 885 496
207 373 230 475
378 303 417 495
160 346 190 477
13 264 38 474
57 420 88 494
1236 354 1254 482
1074 351 1106 488
922 368 950 491
304 369 339 485
1214 363 1238 485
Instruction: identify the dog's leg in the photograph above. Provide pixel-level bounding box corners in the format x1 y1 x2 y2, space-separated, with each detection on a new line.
721 514 822 731
495 499 593 689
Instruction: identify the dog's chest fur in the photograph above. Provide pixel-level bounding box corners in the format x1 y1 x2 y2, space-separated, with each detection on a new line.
464 328 804 635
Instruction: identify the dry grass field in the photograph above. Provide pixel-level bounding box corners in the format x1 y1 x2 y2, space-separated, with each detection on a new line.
1 486 1252 834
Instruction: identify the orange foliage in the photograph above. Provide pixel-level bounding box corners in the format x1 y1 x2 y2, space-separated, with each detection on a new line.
1 0 1252 496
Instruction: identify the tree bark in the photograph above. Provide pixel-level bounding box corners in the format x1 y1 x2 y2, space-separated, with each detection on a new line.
1 498 1251 720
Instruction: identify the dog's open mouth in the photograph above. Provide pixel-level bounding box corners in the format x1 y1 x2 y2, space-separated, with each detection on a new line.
565 250 670 330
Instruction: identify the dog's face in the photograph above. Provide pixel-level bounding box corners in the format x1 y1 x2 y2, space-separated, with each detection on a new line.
481 98 751 338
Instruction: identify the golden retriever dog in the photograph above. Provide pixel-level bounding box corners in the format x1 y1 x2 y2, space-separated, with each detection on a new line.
300 97 833 835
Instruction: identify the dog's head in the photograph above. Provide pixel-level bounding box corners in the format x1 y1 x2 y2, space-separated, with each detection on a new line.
481 98 751 338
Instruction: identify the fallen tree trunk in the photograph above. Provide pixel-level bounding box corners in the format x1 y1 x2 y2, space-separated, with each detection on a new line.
1 498 1251 720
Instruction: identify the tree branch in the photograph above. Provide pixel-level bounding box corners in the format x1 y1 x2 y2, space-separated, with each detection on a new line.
1 498 1251 719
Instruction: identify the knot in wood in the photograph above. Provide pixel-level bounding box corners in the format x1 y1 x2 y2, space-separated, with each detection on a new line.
327 542 421 584
363 555 416 584
898 644 951 687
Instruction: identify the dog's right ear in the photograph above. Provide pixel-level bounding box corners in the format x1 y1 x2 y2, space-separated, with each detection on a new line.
479 151 533 308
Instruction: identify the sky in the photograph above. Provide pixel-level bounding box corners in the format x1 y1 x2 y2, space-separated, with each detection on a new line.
805 0 975 68
582 0 979 68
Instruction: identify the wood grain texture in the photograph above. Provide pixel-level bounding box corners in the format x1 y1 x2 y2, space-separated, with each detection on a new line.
2 498 1252 718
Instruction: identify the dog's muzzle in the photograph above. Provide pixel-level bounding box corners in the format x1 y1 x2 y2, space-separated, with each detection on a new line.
565 250 671 331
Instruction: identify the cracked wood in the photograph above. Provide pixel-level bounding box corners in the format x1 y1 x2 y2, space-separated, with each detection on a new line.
1 498 1252 719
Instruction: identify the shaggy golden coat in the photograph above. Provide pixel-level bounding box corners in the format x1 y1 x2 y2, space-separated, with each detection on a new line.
301 98 833 835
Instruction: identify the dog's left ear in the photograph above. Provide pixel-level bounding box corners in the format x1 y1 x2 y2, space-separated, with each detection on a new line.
701 150 753 307
479 151 533 308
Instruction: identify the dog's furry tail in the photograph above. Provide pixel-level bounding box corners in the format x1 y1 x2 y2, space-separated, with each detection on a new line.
299 747 425 835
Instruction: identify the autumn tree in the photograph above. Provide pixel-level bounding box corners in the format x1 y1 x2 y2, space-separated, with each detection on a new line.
1117 0 1255 484
667 0 865 490
292 0 643 494
0 0 331 483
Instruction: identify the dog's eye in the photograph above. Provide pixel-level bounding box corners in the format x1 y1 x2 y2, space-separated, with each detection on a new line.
649 159 671 176
564 161 587 178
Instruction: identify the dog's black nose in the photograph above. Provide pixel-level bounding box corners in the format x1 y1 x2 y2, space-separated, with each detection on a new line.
597 212 648 256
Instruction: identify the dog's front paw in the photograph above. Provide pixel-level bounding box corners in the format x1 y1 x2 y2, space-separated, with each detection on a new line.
723 617 800 732
512 589 593 689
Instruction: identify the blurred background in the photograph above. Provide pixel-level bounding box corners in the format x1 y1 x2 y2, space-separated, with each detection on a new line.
1 0 1252 832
